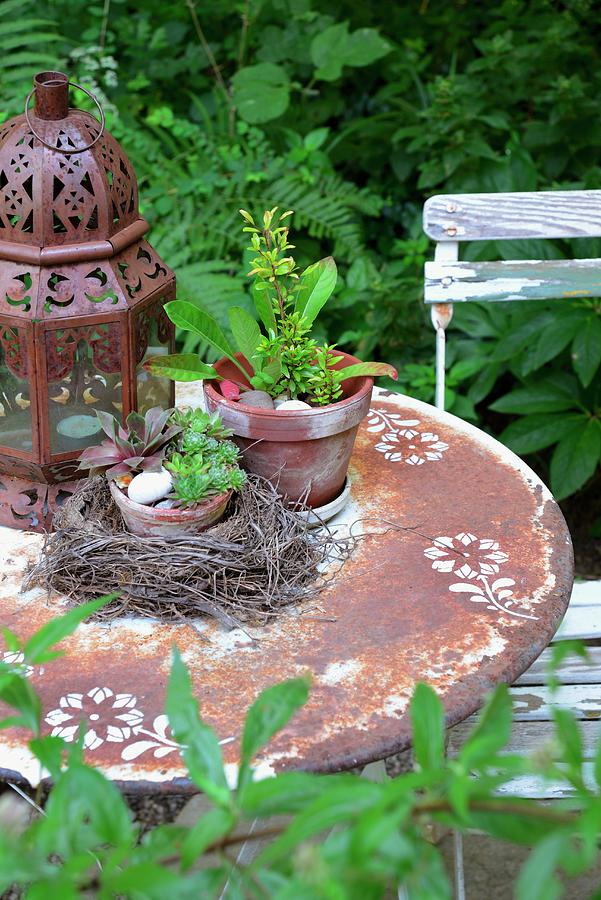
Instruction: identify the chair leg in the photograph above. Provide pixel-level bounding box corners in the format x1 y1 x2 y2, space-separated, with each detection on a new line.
431 303 453 411
453 830 466 900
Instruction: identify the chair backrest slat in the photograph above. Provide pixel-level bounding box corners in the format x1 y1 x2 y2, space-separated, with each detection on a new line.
423 190 601 242
425 257 601 304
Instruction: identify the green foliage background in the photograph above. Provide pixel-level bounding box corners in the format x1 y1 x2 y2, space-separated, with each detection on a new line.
2 0 601 500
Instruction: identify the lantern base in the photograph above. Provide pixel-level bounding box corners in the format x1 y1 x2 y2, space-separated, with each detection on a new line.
0 472 81 533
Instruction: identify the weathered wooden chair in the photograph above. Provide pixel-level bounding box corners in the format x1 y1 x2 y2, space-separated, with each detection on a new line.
423 190 601 898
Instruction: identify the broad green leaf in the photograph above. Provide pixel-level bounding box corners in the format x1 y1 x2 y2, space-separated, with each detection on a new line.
240 771 331 816
238 676 310 792
295 257 337 325
166 649 230 807
304 127 329 151
470 802 559 845
180 807 235 870
346 27 392 67
516 832 565 900
23 595 114 664
410 683 444 771
401 839 452 900
572 315 601 387
550 419 601 500
500 413 584 455
523 312 584 374
164 301 246 377
1 627 18 652
595 734 601 789
335 361 398 382
552 708 583 772
350 799 412 863
29 735 65 780
252 281 277 333
490 379 579 414
143 353 219 383
310 22 349 81
228 307 261 368
256 780 382 865
458 684 512 769
546 640 589 692
261 357 282 384
106 863 186 897
468 361 502 404
0 674 41 734
311 23 390 81
42 762 133 855
232 63 290 124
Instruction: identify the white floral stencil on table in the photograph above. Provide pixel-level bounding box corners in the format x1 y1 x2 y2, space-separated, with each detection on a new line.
1 651 43 679
424 532 538 621
46 688 147 752
45 687 179 758
367 408 448 465
44 686 232 761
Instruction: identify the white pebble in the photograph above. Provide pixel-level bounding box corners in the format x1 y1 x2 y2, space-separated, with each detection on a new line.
276 399 312 411
128 468 173 505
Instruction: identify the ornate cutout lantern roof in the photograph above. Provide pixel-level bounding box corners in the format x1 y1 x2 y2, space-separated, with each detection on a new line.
0 71 157 317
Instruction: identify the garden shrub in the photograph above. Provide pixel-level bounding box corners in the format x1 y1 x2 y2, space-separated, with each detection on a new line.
1 0 600 498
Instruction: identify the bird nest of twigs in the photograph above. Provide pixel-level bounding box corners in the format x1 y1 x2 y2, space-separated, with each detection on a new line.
24 475 353 629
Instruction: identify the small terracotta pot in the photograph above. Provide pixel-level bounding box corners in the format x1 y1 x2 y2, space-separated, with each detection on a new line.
109 481 231 537
203 351 373 508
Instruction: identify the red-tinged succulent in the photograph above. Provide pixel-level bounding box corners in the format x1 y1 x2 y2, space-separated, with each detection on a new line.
78 407 182 480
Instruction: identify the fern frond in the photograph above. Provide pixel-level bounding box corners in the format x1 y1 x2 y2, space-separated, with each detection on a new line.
0 1 63 100
257 171 383 256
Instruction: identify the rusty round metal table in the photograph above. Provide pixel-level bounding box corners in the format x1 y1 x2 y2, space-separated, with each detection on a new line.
0 387 573 791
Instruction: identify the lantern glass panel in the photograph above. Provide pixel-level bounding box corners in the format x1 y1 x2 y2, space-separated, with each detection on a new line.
135 303 172 414
0 324 32 454
45 323 123 454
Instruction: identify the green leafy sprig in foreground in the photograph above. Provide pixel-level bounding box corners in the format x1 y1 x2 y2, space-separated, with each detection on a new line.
0 605 600 898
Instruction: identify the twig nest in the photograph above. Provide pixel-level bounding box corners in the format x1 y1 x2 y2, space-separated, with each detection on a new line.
238 390 275 410
127 468 173 506
276 399 312 411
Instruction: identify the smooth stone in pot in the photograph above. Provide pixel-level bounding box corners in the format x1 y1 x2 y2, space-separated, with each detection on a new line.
127 469 173 505
276 399 312 411
238 390 275 410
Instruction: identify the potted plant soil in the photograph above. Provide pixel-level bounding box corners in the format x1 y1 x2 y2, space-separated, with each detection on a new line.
78 407 245 537
145 208 397 508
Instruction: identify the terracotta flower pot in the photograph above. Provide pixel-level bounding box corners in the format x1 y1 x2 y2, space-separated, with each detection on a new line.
203 351 373 508
109 481 231 538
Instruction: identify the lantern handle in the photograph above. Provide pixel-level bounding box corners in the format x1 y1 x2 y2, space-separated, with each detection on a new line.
24 80 105 155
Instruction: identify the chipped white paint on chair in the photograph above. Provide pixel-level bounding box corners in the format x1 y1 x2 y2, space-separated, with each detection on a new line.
423 189 601 408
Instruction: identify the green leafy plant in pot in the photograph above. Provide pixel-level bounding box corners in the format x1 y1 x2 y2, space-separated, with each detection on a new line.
145 209 397 507
78 407 245 537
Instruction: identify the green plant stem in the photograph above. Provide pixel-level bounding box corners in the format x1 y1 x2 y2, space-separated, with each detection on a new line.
99 0 111 50
185 0 232 114
237 0 250 69
80 793 579 893
263 228 286 322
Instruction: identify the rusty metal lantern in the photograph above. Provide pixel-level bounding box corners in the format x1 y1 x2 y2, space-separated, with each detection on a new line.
0 72 175 531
